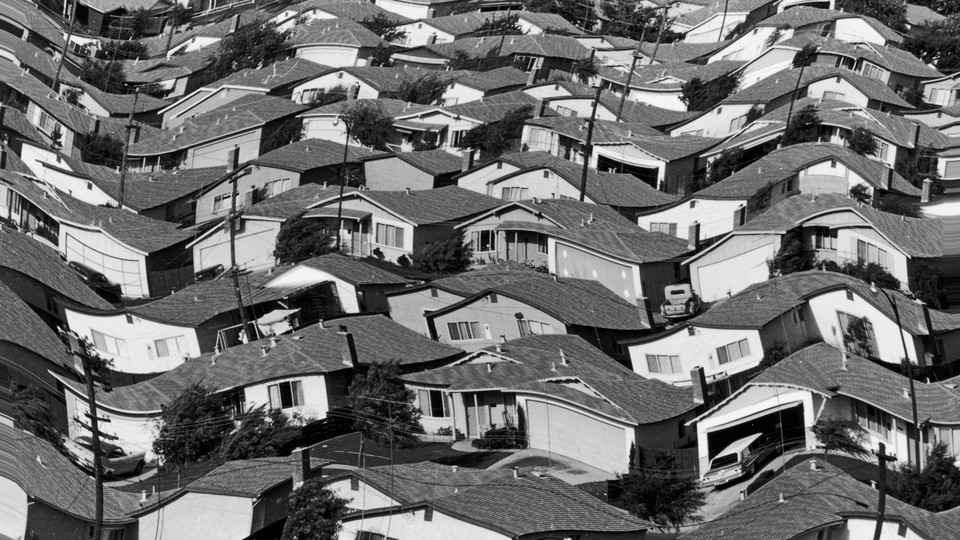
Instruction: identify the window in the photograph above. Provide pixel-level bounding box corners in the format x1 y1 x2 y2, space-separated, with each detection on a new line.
472 230 497 252
264 178 291 198
729 115 747 132
716 339 751 365
856 239 887 267
153 336 187 358
645 354 682 374
845 289 854 301
861 63 883 80
854 401 891 439
537 234 548 254
447 321 483 341
838 311 878 358
500 186 528 201
515 55 538 71
268 380 304 409
835 56 855 70
212 193 231 213
449 129 468 147
944 159 960 179
356 533 398 540
822 91 846 101
936 426 960 457
350 477 359 491
91 330 129 359
222 392 245 415
649 222 677 235
375 223 405 248
555 105 577 117
791 308 804 324
931 88 944 105
812 227 837 250
418 389 448 417
39 111 59 135
518 319 553 336
875 141 890 161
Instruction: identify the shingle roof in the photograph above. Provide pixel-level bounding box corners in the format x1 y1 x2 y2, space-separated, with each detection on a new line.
773 34 941 79
4 74 103 134
906 3 946 26
598 98 699 127
299 0 411 23
287 18 386 48
1 106 44 144
209 58 330 92
598 60 746 91
186 456 331 497
517 10 582 33
0 280 75 369
244 183 355 220
735 192 942 257
554 227 693 263
298 253 410 286
677 0 772 27
255 138 384 173
422 34 592 62
301 98 432 119
365 149 464 176
315 65 463 94
595 132 722 161
525 114 662 141
76 315 462 412
696 142 921 199
475 198 639 231
140 10 264 57
122 48 214 84
0 229 114 309
721 66 913 109
757 8 904 44
78 82 170 115
638 40 731 63
313 186 501 225
453 66 529 92
416 11 496 35
434 90 539 124
336 462 512 503
402 261 544 297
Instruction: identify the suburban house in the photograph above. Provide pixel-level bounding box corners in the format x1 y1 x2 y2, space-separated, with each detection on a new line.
271 0 409 32
684 193 943 302
139 11 262 58
634 39 730 65
120 48 215 98
160 58 328 129
689 342 960 473
66 81 170 125
0 170 196 299
192 138 382 224
373 0 516 22
55 316 462 460
299 98 432 147
623 271 960 396
126 94 309 172
301 186 502 262
401 334 698 473
394 10 580 46
437 67 532 105
291 65 461 103
362 149 466 190
672 0 777 43
286 18 387 68
922 72 960 109
597 60 747 111
72 0 169 37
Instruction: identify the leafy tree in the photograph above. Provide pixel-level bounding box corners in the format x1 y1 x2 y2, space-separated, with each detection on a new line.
210 21 288 80
153 382 233 466
281 478 349 540
620 455 706 531
891 441 960 511
78 132 124 168
81 59 126 93
524 0 596 30
447 48 518 72
843 315 876 358
879 194 921 218
412 229 474 274
458 105 531 157
758 340 788 370
781 105 823 146
359 12 407 42
262 118 302 153
782 44 820 135
910 0 960 15
341 102 394 151
126 8 153 38
910 260 947 309
12 386 64 451
846 127 878 155
850 183 871 204
348 362 423 448
697 148 745 191
679 72 741 111
811 417 869 459
601 3 658 41
823 260 900 290
745 105 765 124
274 217 339 264
164 4 193 55
218 406 290 461
571 58 599 84
307 85 350 107
907 16 960 72
369 43 398 67
396 73 451 105
768 227 813 277
837 0 907 32
896 146 942 192
96 39 148 60
473 14 525 36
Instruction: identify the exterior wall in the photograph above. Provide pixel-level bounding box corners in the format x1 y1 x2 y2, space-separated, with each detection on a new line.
19 143 113 204
311 197 417 260
626 327 763 385
0 476 26 540
340 508 510 540
638 198 746 242
294 45 365 68
66 392 158 460
184 128 264 170
167 35 221 57
374 0 434 19
706 26 781 63
325 477 398 511
624 88 686 111
806 78 870 108
460 207 558 264
441 82 487 106
430 295 566 351
552 239 642 303
845 518 926 540
388 287 466 336
0 342 69 432
364 158 437 191
163 87 262 129
688 235 780 302
26 499 133 540
58 224 150 298
487 168 597 201
243 373 331 423
669 104 755 137
195 166 305 224
591 145 667 189
399 110 480 153
264 265 362 314
409 383 455 436
922 79 960 108
833 18 888 45
64 308 201 374
137 492 254 540
25 101 77 156
395 21 457 47
192 218 282 273
682 14 747 43
797 159 874 195
456 162 523 193
739 48 795 89
302 115 360 146
292 72 381 103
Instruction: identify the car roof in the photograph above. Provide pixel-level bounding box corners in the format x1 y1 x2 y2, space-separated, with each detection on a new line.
713 433 763 458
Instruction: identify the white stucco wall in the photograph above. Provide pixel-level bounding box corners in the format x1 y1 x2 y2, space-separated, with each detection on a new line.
833 18 889 46
340 507 510 540
441 83 487 106
689 236 780 302
137 492 254 540
292 72 379 103
395 21 456 47
19 143 117 206
294 45 365 68
456 162 523 193
669 103 755 137
59 224 150 298
66 392 158 460
639 198 745 242
326 477 396 511
243 374 331 423
192 218 283 273
626 327 763 385
0 476 27 540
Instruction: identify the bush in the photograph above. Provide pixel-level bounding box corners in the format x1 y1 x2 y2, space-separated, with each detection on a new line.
745 470 777 496
412 229 473 274
471 424 527 449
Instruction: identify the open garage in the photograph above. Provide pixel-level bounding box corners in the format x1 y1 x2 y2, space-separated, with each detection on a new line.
705 403 805 460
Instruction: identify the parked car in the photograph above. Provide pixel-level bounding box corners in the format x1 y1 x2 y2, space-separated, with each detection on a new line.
660 283 701 320
194 264 224 283
63 436 145 477
68 261 123 303
700 433 780 488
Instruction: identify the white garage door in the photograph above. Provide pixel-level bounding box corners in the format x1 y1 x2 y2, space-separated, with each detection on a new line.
65 234 144 297
0 476 26 540
527 400 627 473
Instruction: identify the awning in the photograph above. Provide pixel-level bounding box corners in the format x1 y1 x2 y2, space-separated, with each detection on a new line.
256 308 300 326
704 401 803 434
256 308 301 337
303 208 371 220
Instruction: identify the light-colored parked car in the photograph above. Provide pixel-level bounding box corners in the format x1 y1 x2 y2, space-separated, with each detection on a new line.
660 283 701 320
63 436 146 477
700 433 779 488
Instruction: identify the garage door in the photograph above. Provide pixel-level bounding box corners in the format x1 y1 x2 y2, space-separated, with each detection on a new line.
706 404 805 459
527 400 627 473
65 234 144 297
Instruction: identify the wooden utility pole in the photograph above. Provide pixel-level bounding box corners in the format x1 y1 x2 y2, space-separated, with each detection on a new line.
334 123 352 251
227 164 253 343
872 443 897 540
615 42 644 122
53 0 79 94
117 92 139 209
493 7 513 59
649 4 674 68
578 85 602 202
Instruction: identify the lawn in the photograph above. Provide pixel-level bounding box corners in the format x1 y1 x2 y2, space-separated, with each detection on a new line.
308 432 511 469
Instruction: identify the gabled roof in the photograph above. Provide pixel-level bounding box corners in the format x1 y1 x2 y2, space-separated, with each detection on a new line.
122 48 214 83
772 34 941 79
301 98 432 118
287 18 386 49
420 34 592 61
308 186 502 225
3 74 105 134
364 149 464 176
757 7 904 44
526 116 721 159
412 11 496 35
390 261 543 298
552 227 692 263
308 65 463 94
186 456 331 497
597 60 746 91
295 0 411 23
696 142 921 199
517 10 582 33
452 66 529 92
77 81 170 116
207 58 330 92
68 315 463 413
638 40 731 63
242 183 355 221
404 90 538 124
459 198 639 231
906 3 946 26
525 114 663 140
333 462 512 504
0 106 43 144
675 0 772 28
594 132 723 161
0 280 75 370
721 66 913 109
297 253 411 286
254 138 385 173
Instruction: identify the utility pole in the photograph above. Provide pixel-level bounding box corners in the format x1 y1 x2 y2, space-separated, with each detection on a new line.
718 0 731 42
334 122 352 251
615 42 644 122
493 6 513 59
872 443 896 540
53 0 79 94
578 85 601 202
227 163 253 344
117 92 139 209
649 3 675 68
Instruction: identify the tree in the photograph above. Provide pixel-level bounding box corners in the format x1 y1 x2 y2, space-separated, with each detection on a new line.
571 58 599 84
153 382 233 466
781 105 823 146
447 48 517 72
679 72 741 111
126 8 152 38
811 417 869 460
758 341 788 370
359 13 407 42
601 3 658 41
210 21 288 80
281 479 349 540
274 217 340 264
473 14 525 36
697 148 745 191
836 0 907 32
369 43 398 67
457 105 531 157
12 386 64 451
412 230 474 274
768 227 813 277
81 59 126 93
78 132 124 169
396 73 451 105
879 194 921 218
96 39 148 60
341 102 394 150
620 455 706 532
896 146 942 192
745 105 764 124
307 85 350 107
850 183 871 205
891 441 960 511
907 16 960 72
262 118 302 153
782 44 820 135
843 315 876 358
218 406 291 461
164 4 193 56
910 260 947 309
348 362 423 448
846 127 878 155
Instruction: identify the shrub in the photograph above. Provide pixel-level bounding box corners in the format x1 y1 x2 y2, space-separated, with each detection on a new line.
745 470 777 496
471 424 527 449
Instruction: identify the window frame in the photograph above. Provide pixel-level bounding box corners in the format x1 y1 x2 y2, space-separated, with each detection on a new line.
447 321 483 341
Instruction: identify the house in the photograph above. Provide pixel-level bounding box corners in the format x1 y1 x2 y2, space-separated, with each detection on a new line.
161 58 329 129
373 0 510 21
301 186 502 262
685 193 943 302
689 342 960 472
438 67 530 105
193 138 383 224
454 150 681 217
401 334 698 473
921 72 960 109
291 65 460 103
0 170 196 298
522 81 699 127
905 3 945 32
73 0 169 37
636 39 730 64
597 60 747 111
271 0 409 33
67 80 170 125
395 10 580 46
363 149 466 190
56 316 463 460
287 18 387 68
140 11 263 58
120 48 215 98
0 0 69 53
623 271 960 397
672 0 777 43
0 424 139 540
126 94 309 172
300 98 432 147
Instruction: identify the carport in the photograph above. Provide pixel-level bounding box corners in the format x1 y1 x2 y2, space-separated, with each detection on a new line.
705 403 805 459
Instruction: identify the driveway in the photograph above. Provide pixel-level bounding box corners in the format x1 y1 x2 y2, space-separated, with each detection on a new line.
488 449 616 486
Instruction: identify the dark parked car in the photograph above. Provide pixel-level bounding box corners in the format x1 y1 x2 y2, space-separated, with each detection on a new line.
68 261 122 303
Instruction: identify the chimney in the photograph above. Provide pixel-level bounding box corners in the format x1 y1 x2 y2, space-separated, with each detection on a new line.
226 147 240 172
495 344 502 353
339 325 359 368
687 221 700 250
902 387 911 399
461 149 475 171
534 99 547 118
486 362 492 372
690 366 708 405
512 466 519 478
451 465 459 473
261 345 268 357
405 187 412 195
732 206 746 230
921 178 933 204
244 187 256 208
232 13 242 32
270 336 278 347
559 349 567 366
291 447 315 489
809 459 819 471
841 351 848 370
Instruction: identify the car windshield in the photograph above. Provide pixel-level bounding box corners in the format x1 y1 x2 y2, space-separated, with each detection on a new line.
709 454 739 470
668 289 686 296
